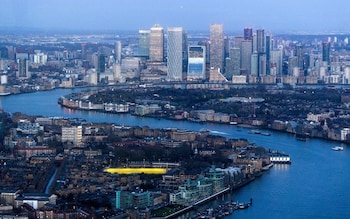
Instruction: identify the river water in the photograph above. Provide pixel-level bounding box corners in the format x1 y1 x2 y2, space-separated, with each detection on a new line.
1 88 349 218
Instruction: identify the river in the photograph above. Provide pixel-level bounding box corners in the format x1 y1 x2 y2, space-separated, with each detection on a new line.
1 88 349 218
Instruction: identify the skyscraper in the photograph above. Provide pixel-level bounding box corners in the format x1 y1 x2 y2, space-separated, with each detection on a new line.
256 29 265 54
167 27 184 81
265 35 271 75
149 24 164 62
138 30 150 57
210 24 224 72
115 41 122 64
17 58 29 78
244 27 253 40
187 46 206 81
241 40 253 75
322 41 331 66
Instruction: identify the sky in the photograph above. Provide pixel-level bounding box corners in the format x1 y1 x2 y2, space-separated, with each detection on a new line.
0 0 349 34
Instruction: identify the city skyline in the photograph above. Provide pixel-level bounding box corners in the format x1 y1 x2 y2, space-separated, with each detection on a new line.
1 0 350 33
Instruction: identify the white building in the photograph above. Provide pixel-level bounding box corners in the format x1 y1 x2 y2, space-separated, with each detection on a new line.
62 126 83 146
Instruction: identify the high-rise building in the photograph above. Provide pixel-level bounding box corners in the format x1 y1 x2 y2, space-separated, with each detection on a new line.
294 44 303 69
187 45 206 81
251 52 259 76
233 36 244 49
265 36 271 75
149 24 164 62
17 58 29 78
97 54 105 73
256 29 265 54
241 40 253 75
167 27 184 81
288 56 298 75
244 27 253 40
138 30 150 57
115 41 122 64
322 41 331 66
230 47 241 76
210 24 224 72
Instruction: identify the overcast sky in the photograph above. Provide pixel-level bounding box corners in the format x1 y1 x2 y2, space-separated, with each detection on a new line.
1 0 349 34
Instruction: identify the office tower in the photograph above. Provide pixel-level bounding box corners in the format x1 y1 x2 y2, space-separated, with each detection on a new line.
97 54 105 73
322 41 330 66
210 24 224 72
115 41 122 64
230 47 241 76
253 33 257 53
187 45 206 81
224 47 240 80
167 27 184 81
149 24 164 62
256 29 265 54
294 44 303 69
241 40 253 75
259 53 267 76
224 36 230 58
138 30 150 57
266 36 271 75
251 52 258 76
271 49 283 76
244 27 253 40
288 56 298 75
233 36 244 49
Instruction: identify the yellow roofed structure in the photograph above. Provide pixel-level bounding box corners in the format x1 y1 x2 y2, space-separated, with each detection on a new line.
104 167 167 175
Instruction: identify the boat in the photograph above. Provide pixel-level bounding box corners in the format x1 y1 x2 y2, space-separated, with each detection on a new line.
248 129 260 134
332 146 344 151
230 121 238 125
260 132 271 136
262 163 274 171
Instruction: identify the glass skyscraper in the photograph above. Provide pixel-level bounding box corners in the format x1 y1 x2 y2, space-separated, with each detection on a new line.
167 27 184 81
138 30 150 57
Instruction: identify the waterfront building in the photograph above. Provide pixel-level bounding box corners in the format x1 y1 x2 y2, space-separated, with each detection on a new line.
187 45 206 81
115 41 122 64
61 125 83 146
206 167 225 192
149 24 164 62
138 30 150 57
116 190 152 209
210 24 224 72
167 27 184 81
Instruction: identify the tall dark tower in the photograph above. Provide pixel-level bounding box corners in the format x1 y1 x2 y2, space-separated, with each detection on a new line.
294 44 304 69
322 41 331 67
244 27 253 40
97 54 105 73
266 35 271 75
